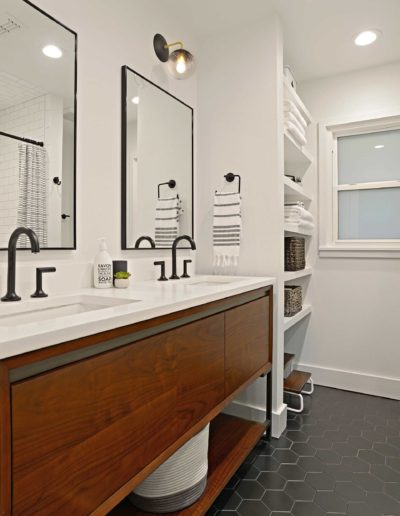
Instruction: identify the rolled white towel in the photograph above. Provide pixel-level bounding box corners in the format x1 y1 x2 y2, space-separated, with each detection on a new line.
284 206 314 223
285 121 307 146
285 111 306 137
284 99 307 128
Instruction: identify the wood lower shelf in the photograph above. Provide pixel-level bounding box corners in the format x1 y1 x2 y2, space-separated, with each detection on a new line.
284 305 312 331
284 370 311 394
110 414 268 516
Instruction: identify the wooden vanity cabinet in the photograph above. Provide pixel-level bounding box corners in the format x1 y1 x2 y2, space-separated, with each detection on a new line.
0 286 272 516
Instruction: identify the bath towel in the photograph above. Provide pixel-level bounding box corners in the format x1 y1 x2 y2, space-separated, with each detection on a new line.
213 192 241 267
154 195 181 248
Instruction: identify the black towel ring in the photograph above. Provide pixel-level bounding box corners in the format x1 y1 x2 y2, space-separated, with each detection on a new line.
157 179 176 199
215 172 241 194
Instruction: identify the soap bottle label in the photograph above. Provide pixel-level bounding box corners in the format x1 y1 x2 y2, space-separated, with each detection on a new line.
97 263 112 285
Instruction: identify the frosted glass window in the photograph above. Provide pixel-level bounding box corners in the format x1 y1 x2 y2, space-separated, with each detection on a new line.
338 188 400 239
338 129 400 184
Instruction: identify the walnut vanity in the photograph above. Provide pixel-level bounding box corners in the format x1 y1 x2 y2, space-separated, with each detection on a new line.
0 277 274 515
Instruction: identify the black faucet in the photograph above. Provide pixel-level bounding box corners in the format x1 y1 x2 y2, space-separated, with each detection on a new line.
1 227 40 302
134 236 156 249
170 235 196 280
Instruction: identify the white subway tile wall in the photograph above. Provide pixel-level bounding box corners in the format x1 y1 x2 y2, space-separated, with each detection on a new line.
0 96 45 247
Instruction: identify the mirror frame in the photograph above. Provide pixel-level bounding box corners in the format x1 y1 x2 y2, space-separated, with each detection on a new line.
121 65 194 250
0 0 77 251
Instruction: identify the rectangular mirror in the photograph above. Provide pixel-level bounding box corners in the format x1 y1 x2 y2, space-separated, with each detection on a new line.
121 66 193 249
0 0 76 249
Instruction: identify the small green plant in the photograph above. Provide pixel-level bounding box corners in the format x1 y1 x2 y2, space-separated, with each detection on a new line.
114 271 131 279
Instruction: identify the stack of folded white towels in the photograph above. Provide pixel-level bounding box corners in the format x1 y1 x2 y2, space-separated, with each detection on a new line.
284 98 308 147
284 203 314 232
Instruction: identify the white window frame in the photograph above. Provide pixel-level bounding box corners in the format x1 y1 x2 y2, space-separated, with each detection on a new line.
319 114 400 258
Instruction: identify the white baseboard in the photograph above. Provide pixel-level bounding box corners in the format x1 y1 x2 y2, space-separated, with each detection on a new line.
271 403 287 438
298 362 400 400
223 401 288 438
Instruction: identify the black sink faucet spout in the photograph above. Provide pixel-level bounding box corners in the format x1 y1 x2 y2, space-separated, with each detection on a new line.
1 227 40 302
170 235 196 280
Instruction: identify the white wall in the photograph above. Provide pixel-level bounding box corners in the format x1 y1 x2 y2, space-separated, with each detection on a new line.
291 61 400 399
0 0 197 297
196 15 286 435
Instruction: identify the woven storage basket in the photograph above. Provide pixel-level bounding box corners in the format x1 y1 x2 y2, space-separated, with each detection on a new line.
129 424 209 513
285 237 305 271
284 285 302 317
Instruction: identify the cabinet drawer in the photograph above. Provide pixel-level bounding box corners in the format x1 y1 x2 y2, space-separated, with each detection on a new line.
11 314 224 515
225 296 270 396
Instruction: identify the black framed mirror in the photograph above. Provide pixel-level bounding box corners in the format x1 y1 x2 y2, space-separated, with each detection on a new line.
121 66 194 249
0 0 77 249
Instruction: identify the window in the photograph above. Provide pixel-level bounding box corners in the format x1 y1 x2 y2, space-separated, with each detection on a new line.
319 115 400 257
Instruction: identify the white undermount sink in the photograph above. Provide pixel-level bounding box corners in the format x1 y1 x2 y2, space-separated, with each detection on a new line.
0 295 140 327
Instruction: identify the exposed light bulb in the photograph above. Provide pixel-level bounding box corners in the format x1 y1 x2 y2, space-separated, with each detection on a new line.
374 144 384 149
176 56 187 75
42 45 63 58
131 96 140 104
354 30 379 46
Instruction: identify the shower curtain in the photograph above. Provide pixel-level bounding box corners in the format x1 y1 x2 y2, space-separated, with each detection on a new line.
17 143 48 247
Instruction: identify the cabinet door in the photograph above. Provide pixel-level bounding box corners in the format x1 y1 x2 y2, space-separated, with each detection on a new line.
11 314 224 515
225 296 270 396
173 313 225 435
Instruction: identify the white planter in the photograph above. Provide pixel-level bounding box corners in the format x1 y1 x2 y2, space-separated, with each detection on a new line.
114 278 130 289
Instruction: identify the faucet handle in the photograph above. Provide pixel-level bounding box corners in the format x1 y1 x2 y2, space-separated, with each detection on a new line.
181 259 192 278
154 261 168 281
31 267 56 298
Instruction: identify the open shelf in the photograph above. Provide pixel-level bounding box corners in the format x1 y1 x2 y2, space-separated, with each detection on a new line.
284 176 312 203
110 414 268 516
284 223 313 237
284 305 312 331
283 76 312 125
284 267 312 282
284 370 312 394
284 131 313 177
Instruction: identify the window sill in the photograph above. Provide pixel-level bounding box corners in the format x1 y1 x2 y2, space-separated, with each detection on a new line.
319 246 400 259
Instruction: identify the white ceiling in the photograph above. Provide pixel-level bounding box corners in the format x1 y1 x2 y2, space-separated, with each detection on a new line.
0 0 75 110
167 0 400 82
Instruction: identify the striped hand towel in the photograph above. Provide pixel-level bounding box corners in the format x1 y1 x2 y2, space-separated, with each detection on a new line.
213 192 241 267
155 195 181 248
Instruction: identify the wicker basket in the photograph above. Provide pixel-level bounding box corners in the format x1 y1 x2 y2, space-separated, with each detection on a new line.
284 285 302 317
285 237 305 271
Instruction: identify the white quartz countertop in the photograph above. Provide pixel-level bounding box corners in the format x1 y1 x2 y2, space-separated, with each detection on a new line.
0 275 275 360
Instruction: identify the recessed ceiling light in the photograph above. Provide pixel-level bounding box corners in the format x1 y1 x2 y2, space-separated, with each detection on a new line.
354 30 380 47
374 144 384 149
42 45 63 58
131 96 140 104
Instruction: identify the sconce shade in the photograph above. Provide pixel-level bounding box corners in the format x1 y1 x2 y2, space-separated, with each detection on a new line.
153 33 195 79
153 33 169 62
167 49 195 79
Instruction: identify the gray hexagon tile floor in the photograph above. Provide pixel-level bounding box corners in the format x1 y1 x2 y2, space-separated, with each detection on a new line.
206 386 400 516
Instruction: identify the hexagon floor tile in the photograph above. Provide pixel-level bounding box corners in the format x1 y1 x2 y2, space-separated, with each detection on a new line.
207 385 400 515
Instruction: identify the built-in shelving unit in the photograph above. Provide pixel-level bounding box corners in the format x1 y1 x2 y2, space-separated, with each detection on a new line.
284 131 313 176
284 267 312 281
284 176 312 203
284 223 313 237
282 72 314 408
284 305 312 331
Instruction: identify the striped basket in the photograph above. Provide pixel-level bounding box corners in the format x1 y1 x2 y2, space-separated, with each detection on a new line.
129 424 210 513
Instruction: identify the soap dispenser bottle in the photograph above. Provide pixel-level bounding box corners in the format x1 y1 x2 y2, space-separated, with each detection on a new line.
94 238 113 288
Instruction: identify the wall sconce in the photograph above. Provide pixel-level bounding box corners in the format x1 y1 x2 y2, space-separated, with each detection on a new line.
153 33 195 80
